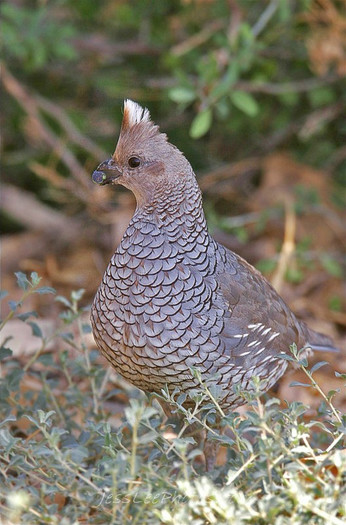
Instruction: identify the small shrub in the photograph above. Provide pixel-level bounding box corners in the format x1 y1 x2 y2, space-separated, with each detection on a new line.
0 273 345 524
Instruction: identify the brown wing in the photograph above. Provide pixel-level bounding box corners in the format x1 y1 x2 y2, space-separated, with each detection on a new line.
215 245 306 370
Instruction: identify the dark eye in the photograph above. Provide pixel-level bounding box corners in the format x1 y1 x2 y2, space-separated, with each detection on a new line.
128 156 141 168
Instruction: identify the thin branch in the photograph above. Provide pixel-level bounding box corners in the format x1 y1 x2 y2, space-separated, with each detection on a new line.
252 0 279 37
227 0 243 43
0 184 81 242
199 157 261 191
29 161 77 192
235 74 339 95
299 102 345 139
272 197 296 292
171 20 224 56
147 74 339 95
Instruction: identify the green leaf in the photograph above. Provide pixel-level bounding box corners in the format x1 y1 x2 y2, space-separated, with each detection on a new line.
82 323 92 334
37 409 55 425
169 87 196 104
310 361 328 374
27 321 43 338
64 445 89 463
15 272 30 290
327 389 340 401
177 393 187 405
138 430 159 445
36 286 56 295
17 311 38 322
0 428 19 450
309 87 335 108
6 369 24 390
210 62 239 100
215 99 230 119
255 258 277 274
328 295 342 312
30 272 41 286
298 357 308 368
230 91 259 117
71 289 85 302
0 291 8 300
285 267 304 284
190 109 212 139
289 381 311 388
320 254 343 278
60 311 76 324
9 301 18 311
0 415 16 428
60 332 74 341
55 296 72 308
278 353 295 362
0 347 12 360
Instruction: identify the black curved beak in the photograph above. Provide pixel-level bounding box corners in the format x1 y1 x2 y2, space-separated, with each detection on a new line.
92 158 122 185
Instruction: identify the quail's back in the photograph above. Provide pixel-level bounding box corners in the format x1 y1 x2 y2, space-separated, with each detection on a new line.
91 100 336 409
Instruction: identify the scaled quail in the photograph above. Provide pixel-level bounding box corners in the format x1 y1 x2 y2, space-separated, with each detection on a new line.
91 100 337 414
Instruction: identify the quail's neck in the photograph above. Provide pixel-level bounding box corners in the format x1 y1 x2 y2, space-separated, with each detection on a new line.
135 176 205 224
129 175 210 253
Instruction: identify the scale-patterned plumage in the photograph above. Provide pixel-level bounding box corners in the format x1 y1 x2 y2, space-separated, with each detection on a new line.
91 100 336 410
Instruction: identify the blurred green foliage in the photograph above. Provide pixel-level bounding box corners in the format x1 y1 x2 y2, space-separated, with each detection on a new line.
1 2 78 70
1 0 345 245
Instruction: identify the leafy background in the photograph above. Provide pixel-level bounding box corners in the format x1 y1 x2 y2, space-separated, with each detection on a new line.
0 0 345 522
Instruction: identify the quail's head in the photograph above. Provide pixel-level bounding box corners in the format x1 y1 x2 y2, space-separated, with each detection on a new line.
92 100 192 206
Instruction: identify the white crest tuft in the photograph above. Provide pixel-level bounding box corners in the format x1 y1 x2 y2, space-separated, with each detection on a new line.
123 99 151 128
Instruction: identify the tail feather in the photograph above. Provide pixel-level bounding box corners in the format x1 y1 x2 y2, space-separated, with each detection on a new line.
304 324 339 353
308 343 339 353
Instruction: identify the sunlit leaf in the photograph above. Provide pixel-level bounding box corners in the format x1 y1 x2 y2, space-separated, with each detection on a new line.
169 87 196 104
230 91 259 116
190 109 212 138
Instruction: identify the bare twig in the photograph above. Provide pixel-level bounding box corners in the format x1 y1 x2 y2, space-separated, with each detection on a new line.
235 74 339 95
199 157 261 191
147 74 339 94
29 161 77 192
227 0 243 43
252 0 279 37
171 20 224 56
299 102 344 139
72 34 161 59
0 184 81 242
272 198 296 292
325 144 346 172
